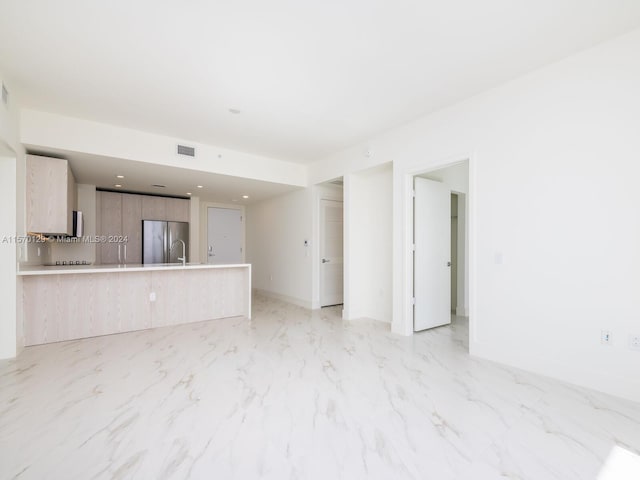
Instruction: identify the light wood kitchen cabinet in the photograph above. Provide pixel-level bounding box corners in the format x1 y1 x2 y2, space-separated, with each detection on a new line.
26 155 77 235
21 265 251 346
97 191 123 264
142 195 166 220
97 191 190 264
122 194 142 264
97 191 144 265
165 197 190 222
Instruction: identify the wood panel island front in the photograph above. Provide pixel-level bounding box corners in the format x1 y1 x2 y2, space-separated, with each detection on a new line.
18 263 251 346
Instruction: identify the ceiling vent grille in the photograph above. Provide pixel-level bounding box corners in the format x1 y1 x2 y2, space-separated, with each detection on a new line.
177 144 195 157
1 83 8 106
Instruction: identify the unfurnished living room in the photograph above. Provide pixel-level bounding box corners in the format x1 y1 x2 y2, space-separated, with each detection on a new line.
1 1 640 479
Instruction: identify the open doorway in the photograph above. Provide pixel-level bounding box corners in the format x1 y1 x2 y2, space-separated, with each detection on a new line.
413 160 469 334
316 178 344 308
319 198 344 307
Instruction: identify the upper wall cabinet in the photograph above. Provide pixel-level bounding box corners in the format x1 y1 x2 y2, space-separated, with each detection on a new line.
166 197 190 222
141 195 189 222
26 155 77 235
141 195 166 220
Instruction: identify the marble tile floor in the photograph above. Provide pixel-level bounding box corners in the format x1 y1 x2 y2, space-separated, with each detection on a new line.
1 295 639 480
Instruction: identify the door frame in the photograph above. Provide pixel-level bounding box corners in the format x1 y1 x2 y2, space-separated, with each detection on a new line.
199 201 246 264
395 153 476 349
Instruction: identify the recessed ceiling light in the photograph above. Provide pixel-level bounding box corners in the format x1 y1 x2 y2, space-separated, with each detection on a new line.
186 192 192 196
114 184 122 188
242 195 249 199
197 185 203 189
116 175 124 179
228 108 241 114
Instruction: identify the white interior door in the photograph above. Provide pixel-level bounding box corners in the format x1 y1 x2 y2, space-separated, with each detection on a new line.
414 177 451 331
320 199 344 307
207 207 243 264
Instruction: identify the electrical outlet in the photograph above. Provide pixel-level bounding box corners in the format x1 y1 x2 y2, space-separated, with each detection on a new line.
629 335 640 351
149 292 156 302
601 330 612 345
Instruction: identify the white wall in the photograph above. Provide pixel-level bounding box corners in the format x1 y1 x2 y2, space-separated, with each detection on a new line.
0 73 24 359
0 154 18 359
246 188 313 307
343 163 393 322
308 29 640 402
423 161 469 195
21 110 308 187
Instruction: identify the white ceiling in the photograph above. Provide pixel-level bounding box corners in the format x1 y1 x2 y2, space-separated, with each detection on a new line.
2 1 640 163
27 147 299 204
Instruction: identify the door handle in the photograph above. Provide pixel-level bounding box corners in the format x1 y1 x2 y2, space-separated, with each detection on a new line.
322 258 330 263
447 261 451 267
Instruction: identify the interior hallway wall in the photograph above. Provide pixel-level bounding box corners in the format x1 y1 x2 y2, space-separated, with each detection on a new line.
0 72 25 359
246 188 313 308
343 163 393 323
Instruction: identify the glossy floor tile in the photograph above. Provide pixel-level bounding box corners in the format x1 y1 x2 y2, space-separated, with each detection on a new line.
1 295 639 479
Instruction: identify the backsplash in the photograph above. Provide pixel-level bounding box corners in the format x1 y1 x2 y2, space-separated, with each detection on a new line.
19 236 96 266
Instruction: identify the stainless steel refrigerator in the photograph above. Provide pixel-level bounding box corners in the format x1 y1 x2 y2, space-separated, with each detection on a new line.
142 220 189 264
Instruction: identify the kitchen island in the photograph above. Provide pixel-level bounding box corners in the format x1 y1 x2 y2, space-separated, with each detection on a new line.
18 263 251 346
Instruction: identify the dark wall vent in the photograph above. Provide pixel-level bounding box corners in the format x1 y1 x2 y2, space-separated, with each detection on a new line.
177 144 195 157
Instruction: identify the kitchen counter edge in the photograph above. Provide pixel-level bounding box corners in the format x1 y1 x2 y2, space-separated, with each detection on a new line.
17 263 251 276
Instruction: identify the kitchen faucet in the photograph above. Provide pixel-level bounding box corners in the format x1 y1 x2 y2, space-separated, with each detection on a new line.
170 239 186 266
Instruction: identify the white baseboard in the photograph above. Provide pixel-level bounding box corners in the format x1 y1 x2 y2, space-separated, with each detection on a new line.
253 288 313 309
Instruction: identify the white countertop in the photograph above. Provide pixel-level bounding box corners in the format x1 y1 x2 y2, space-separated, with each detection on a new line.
17 263 251 276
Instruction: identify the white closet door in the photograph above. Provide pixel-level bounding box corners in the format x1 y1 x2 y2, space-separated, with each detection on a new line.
414 177 451 331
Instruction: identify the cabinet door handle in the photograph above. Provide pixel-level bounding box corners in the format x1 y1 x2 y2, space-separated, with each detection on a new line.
123 244 127 264
118 244 121 264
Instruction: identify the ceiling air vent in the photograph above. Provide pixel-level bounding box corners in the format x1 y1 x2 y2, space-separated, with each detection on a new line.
177 144 195 157
1 83 8 106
